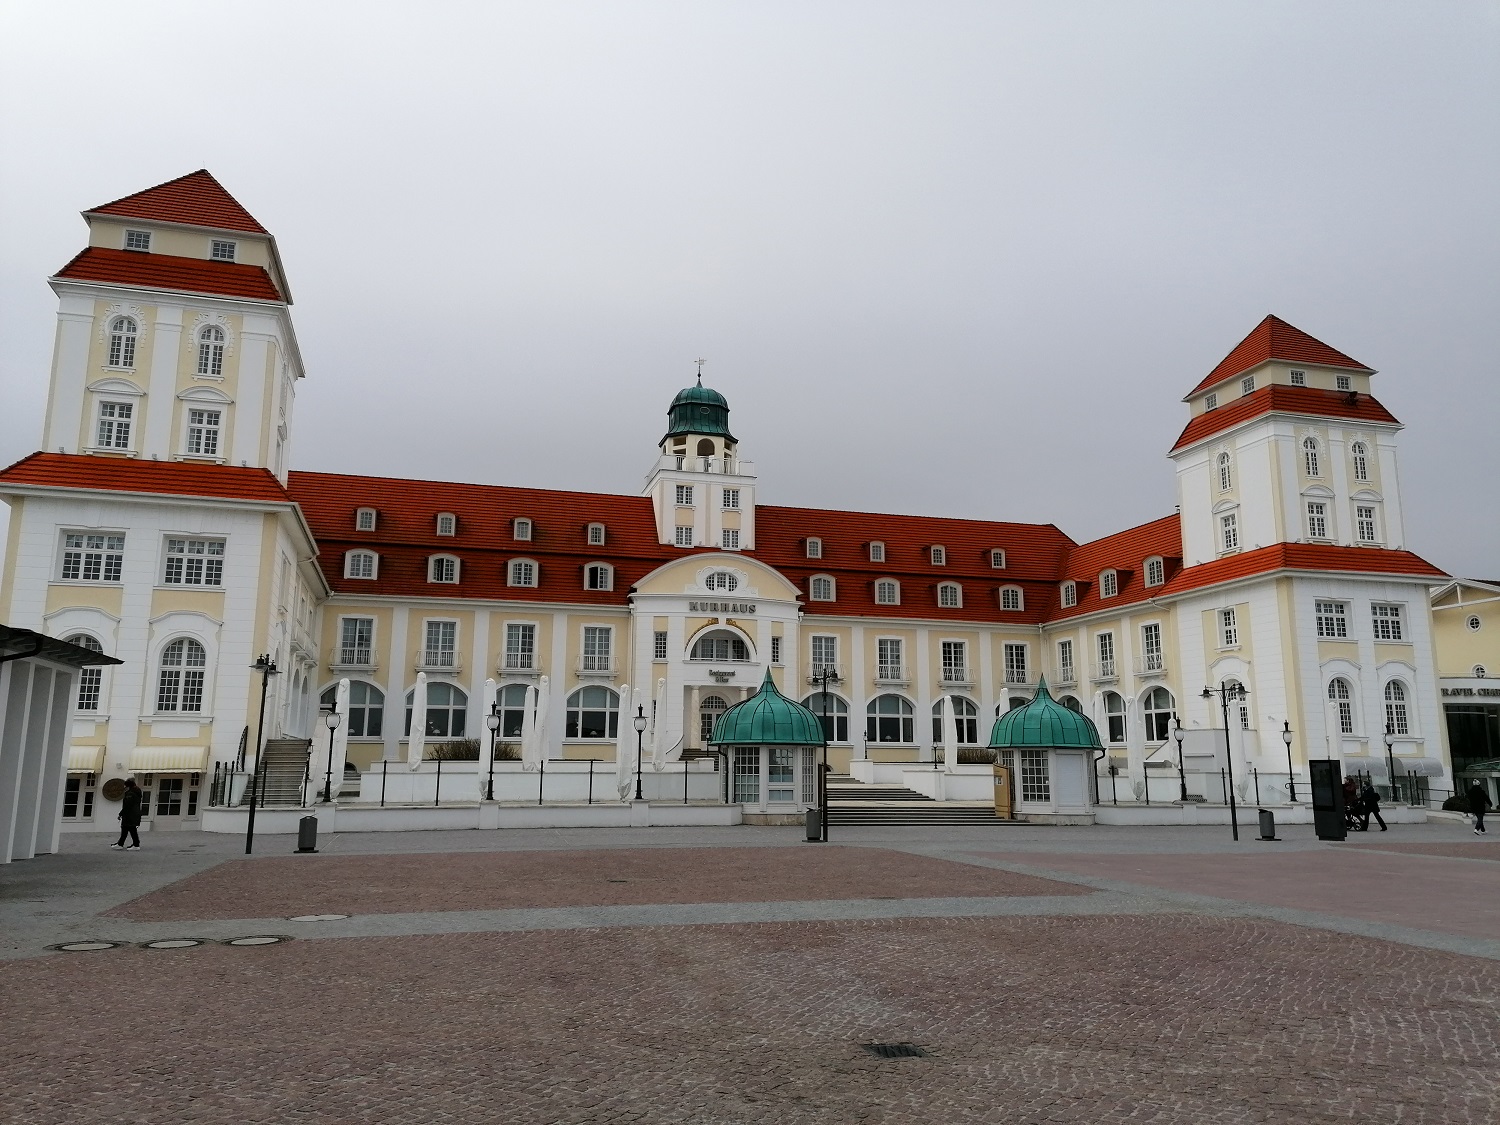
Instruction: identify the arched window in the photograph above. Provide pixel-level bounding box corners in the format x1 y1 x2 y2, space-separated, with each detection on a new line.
802 693 849 742
565 685 619 739
1103 690 1126 744
690 630 750 661
1144 557 1165 587
1223 678 1250 728
1383 681 1409 736
404 681 467 738
1061 582 1077 608
937 582 961 608
430 555 459 583
345 550 377 580
1100 570 1118 598
875 579 900 605
696 438 715 457
436 513 456 536
508 559 536 587
494 683 530 738
1303 436 1321 478
699 695 729 743
321 681 385 737
805 537 823 559
999 586 1023 611
107 316 138 368
930 696 979 745
866 694 914 743
65 634 104 711
1217 451 1233 492
584 563 613 591
1328 678 1353 734
1351 441 1369 482
809 575 835 602
1142 687 1174 742
196 325 226 377
157 638 207 713
705 571 738 592
1060 695 1083 713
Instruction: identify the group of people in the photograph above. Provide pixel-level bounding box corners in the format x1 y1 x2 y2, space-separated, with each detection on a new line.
1341 777 1388 832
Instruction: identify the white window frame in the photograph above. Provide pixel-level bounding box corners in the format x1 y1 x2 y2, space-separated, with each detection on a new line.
356 508 377 531
1290 369 1306 385
1144 557 1165 587
1205 392 1218 410
1061 582 1077 608
429 555 460 584
161 537 226 587
1219 607 1239 649
1383 679 1411 736
587 523 606 546
435 513 456 537
1329 677 1355 735
422 619 459 668
59 532 126 583
1217 451 1233 492
196 325 226 378
1056 639 1074 682
1354 502 1379 544
868 541 885 563
1099 570 1118 599
1315 600 1347 639
930 546 946 566
811 635 838 678
990 549 1006 569
513 518 533 541
345 550 378 580
504 621 538 671
653 630 668 661
1220 511 1239 553
1003 643 1028 685
999 586 1022 611
1241 376 1255 395
508 558 538 588
581 625 613 673
124 229 151 251
874 579 900 606
940 640 968 683
770 635 782 665
937 582 962 608
675 485 694 507
876 637 904 681
1096 633 1116 679
338 616 375 667
809 575 835 602
106 316 138 369
1306 500 1329 540
674 526 693 547
584 562 613 591
1303 436 1322 478
183 407 223 458
1351 441 1370 482
805 537 823 559
155 636 208 714
721 488 740 510
96 399 134 450
721 528 740 550
64 633 106 712
1336 374 1352 391
1371 603 1405 642
1140 622 1163 672
210 239 237 261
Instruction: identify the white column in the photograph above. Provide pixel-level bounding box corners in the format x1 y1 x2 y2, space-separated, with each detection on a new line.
232 330 269 467
383 606 408 762
43 303 95 453
143 307 183 457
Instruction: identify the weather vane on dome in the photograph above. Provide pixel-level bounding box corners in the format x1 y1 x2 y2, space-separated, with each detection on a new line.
694 357 706 384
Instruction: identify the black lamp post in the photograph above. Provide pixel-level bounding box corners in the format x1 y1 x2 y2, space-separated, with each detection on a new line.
244 654 280 855
1202 682 1246 842
485 705 500 802
633 705 648 801
321 705 341 802
1172 715 1188 802
816 666 840 844
1384 723 1397 803
1282 721 1297 802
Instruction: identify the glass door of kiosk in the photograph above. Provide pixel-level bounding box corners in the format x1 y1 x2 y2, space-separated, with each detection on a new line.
1309 760 1346 841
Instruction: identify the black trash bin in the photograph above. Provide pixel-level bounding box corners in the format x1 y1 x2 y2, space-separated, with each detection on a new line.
1257 808 1279 841
296 815 318 853
805 807 822 842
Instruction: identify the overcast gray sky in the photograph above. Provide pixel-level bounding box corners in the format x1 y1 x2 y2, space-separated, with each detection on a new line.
2 1 1496 575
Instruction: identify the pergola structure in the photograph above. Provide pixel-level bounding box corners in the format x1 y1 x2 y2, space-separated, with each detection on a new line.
711 669 826 825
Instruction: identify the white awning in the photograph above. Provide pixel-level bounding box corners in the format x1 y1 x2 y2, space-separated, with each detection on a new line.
68 745 105 773
127 746 210 774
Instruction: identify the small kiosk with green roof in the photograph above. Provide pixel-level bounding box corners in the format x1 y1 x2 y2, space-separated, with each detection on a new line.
988 677 1102 824
710 670 827 825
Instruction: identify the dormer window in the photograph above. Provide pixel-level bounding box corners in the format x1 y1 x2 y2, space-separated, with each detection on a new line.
937 582 962 608
1241 376 1255 395
805 537 823 559
930 546 946 566
508 559 537 587
587 523 606 545
1100 570 1118 598
210 240 237 262
1144 556 1165 587
124 229 151 251
869 541 886 563
1290 370 1306 386
990 549 1006 569
513 518 532 541
1336 374 1352 391
345 550 377 579
584 563 613 591
874 578 899 605
356 508 377 531
1205 393 1218 411
1000 586 1022 611
809 575 835 601
429 555 459 584
1061 582 1077 608
436 513 456 537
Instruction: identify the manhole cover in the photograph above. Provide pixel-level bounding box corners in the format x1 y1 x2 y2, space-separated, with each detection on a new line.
606 879 629 884
862 1043 929 1059
143 939 203 950
225 935 290 947
288 914 349 922
50 940 119 952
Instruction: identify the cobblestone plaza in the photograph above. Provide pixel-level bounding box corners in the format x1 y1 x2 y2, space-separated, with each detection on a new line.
4 822 1499 1123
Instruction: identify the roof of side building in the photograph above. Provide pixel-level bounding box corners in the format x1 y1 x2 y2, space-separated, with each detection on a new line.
53 247 285 303
0 452 293 504
86 169 269 234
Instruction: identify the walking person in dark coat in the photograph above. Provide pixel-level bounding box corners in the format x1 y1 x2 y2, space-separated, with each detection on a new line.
1360 781 1387 832
111 778 143 850
1470 783 1492 836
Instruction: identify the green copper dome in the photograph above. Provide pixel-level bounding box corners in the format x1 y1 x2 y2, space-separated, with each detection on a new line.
663 378 735 442
710 669 826 746
989 678 1103 750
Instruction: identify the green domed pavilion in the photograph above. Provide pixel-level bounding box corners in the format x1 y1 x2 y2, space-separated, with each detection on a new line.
987 678 1102 823
989 677 1103 750
710 670 825 821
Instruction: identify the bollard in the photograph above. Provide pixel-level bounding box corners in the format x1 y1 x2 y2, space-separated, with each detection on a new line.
296 815 318 853
805 807 822 842
1256 808 1279 842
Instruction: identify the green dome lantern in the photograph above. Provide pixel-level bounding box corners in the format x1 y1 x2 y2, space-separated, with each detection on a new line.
989 678 1102 750
711 669 826 746
663 377 735 443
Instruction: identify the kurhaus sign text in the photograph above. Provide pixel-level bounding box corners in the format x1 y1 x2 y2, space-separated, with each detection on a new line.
689 600 756 614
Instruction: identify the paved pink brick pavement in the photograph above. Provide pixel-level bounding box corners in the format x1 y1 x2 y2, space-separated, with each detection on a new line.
106 846 1089 922
7 914 1497 1125
1347 839 1500 862
979 847 1500 939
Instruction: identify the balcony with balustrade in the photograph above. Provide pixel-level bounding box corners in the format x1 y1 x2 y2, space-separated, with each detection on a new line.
874 662 910 686
805 662 844 686
1091 659 1118 682
938 664 974 688
1052 663 1077 687
1134 653 1167 677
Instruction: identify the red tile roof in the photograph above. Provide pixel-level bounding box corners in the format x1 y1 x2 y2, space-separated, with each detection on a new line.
1161 543 1446 597
1188 315 1371 397
1169 386 1401 453
1048 514 1183 621
87 170 268 234
53 247 284 303
0 452 293 504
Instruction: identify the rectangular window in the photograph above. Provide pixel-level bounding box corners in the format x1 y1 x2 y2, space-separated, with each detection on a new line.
1371 604 1404 641
339 617 374 665
1220 513 1238 552
1145 558 1164 587
347 551 376 579
869 542 885 562
770 636 782 664
990 549 1006 568
423 620 457 667
96 401 133 448
930 546 946 565
1020 749 1051 802
76 665 102 710
1355 505 1378 543
1336 374 1352 391
210 240 236 261
63 774 97 818
1290 370 1306 385
1100 571 1117 598
505 623 536 670
1096 633 1115 677
1315 600 1348 638
185 409 222 456
588 524 606 545
513 518 532 540
805 538 822 559
162 538 225 586
1306 501 1328 539
674 526 693 547
937 583 960 608
768 747 795 802
733 747 760 804
653 630 668 661
1061 582 1076 608
356 508 376 531
582 626 612 671
1205 392 1218 410
1004 643 1028 684
61 534 125 582
1001 587 1021 610
877 638 903 680
875 580 899 605
675 485 694 506
1141 623 1162 671
1057 639 1074 682
721 529 740 550
722 488 740 509
1220 608 1239 648
1241 376 1255 394
124 229 151 251
941 640 967 682
811 635 837 677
